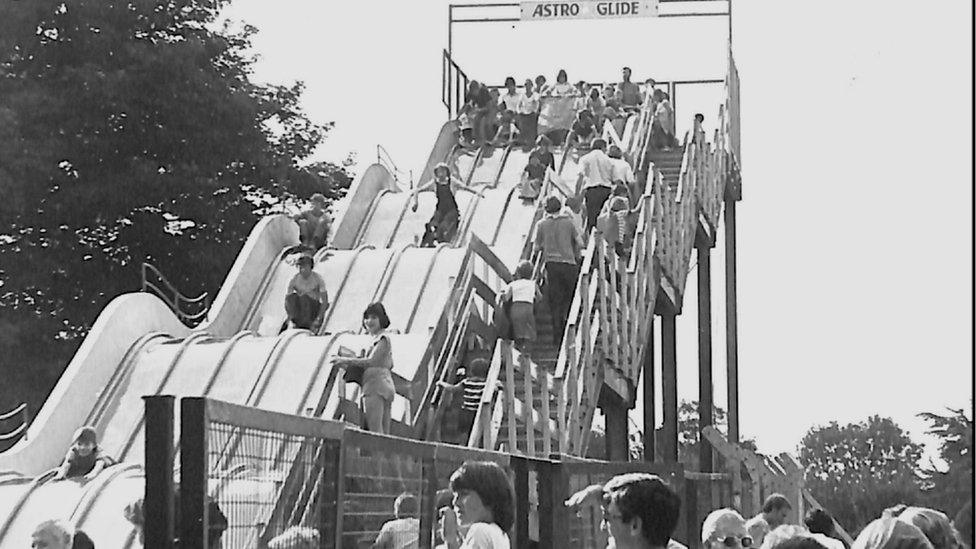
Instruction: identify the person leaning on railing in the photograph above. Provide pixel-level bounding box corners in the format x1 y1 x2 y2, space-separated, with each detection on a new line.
331 302 396 434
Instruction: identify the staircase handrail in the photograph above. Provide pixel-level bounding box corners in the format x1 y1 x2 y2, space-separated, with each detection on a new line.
376 144 414 191
140 262 210 326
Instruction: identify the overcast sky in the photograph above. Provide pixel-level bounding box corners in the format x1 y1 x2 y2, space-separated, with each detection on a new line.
221 0 973 462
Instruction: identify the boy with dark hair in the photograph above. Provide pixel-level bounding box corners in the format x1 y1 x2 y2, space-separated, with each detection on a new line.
53 426 114 481
438 358 491 443
283 254 329 332
747 493 793 547
293 193 332 253
374 493 420 549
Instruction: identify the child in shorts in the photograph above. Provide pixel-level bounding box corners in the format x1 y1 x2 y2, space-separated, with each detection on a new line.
438 358 491 443
519 153 546 201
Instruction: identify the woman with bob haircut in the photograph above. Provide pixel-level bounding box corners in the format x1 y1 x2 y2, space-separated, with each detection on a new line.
439 461 514 548
331 302 396 434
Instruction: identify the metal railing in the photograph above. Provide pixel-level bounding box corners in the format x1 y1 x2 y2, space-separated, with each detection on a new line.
441 49 470 118
140 262 210 326
0 403 29 444
376 144 414 190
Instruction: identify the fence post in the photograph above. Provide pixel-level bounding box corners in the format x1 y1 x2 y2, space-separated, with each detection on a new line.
512 456 530 547
538 456 569 549
319 439 342 549
685 477 699 549
419 457 437 549
180 397 209 548
144 395 175 549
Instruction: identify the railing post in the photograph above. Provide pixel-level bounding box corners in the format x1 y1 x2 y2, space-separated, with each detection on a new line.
642 318 656 462
144 395 175 549
319 439 342 549
419 456 437 549
180 397 209 548
512 456 530 547
538 457 569 549
660 307 678 464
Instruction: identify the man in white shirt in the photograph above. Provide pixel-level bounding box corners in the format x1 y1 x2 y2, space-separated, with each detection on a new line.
500 76 523 112
607 145 636 195
517 79 540 145
745 494 792 548
576 138 615 232
374 493 421 549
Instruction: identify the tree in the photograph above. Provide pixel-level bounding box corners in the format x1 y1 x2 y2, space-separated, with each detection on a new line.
798 416 924 534
918 405 973 517
0 0 352 425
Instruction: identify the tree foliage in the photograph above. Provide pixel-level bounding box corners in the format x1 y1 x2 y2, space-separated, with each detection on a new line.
798 416 925 534
918 405 973 517
0 0 352 424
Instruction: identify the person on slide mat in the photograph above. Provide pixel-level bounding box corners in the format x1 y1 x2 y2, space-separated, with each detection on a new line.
409 162 482 247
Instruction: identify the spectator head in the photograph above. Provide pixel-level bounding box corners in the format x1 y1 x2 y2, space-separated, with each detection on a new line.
702 509 751 549
296 254 314 271
504 76 516 90
622 67 632 81
528 153 542 166
514 260 533 280
612 183 629 199
662 92 671 101
556 69 568 84
768 535 829 549
467 80 481 94
576 80 587 92
853 517 934 549
434 162 451 179
362 302 391 330
449 461 515 532
502 109 516 121
535 134 553 149
762 494 793 527
468 357 490 378
489 88 500 100
897 507 960 549
645 78 657 87
123 497 146 544
535 74 547 88
394 492 419 519
762 525 811 549
310 193 327 207
954 501 973 549
268 527 320 549
71 426 98 455
608 145 624 159
592 138 607 151
31 520 73 549
544 196 562 214
524 79 534 93
600 473 681 548
805 509 836 536
694 113 705 123
590 87 601 101
653 89 666 101
577 109 591 121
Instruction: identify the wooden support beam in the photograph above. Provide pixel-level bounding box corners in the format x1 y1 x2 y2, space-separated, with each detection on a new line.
642 318 656 462
661 309 678 464
724 198 740 444
696 236 714 472
602 388 630 462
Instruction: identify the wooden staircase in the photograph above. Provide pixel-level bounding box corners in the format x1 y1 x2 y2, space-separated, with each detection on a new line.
646 148 684 190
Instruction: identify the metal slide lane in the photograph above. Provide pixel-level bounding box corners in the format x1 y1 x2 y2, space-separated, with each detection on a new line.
317 246 398 335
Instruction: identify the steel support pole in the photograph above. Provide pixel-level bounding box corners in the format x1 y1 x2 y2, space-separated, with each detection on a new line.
697 239 714 472
661 312 678 464
724 199 739 443
642 318 656 462
144 395 175 549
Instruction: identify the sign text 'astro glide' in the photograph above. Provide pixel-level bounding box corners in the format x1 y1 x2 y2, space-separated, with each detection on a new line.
520 0 658 21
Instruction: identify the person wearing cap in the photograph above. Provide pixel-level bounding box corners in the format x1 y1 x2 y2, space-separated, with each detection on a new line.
564 473 682 549
52 426 114 481
410 162 482 246
284 254 329 332
533 196 582 346
293 192 332 253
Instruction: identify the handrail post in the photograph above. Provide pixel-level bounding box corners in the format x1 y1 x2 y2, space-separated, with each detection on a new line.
180 397 210 548
144 395 176 549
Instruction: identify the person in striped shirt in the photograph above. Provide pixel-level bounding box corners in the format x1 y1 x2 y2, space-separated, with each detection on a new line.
438 358 490 442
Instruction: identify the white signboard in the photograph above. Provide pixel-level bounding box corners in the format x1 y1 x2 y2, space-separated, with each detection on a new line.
520 1 658 21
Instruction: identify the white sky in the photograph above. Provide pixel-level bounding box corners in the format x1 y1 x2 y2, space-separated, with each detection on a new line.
221 0 973 462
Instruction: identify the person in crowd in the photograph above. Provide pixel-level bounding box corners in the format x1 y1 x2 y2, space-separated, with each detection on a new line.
529 135 556 173
766 535 829 549
608 145 637 202
562 194 585 237
457 104 476 148
573 81 590 112
618 67 642 111
892 507 961 549
762 526 823 549
518 79 540 146
31 520 74 549
747 494 793 548
485 88 502 141
498 260 541 357
533 196 582 346
805 508 848 549
283 254 329 332
500 77 522 113
563 473 682 549
438 358 490 443
604 84 621 112
692 113 706 145
642 78 658 104
374 493 421 549
52 426 113 481
852 516 934 549
589 87 607 129
269 527 320 549
331 302 396 434
576 138 615 232
491 110 520 148
410 162 482 247
535 74 550 96
465 80 492 145
656 91 676 148
551 69 574 96
520 152 546 201
292 193 332 253
599 184 632 257
701 509 753 549
439 461 515 549
570 109 597 149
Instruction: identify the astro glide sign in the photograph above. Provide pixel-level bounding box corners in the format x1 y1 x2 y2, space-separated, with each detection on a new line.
520 0 658 20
